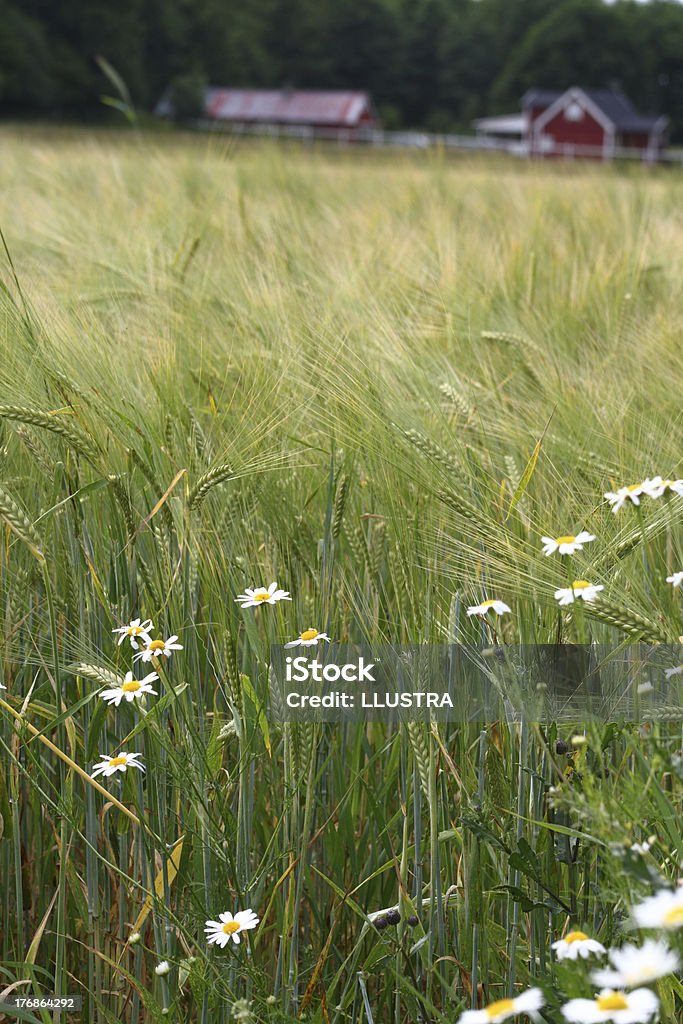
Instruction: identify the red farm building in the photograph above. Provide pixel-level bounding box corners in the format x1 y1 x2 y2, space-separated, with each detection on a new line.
522 86 668 160
156 87 378 135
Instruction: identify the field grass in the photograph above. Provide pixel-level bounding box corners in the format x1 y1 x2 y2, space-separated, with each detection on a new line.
0 128 683 1024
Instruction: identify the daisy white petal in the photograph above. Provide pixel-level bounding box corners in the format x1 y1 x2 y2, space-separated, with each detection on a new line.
666 571 683 588
632 888 683 930
604 485 644 513
642 477 683 499
133 636 183 663
466 599 511 618
99 670 159 707
205 908 260 947
562 988 658 1024
284 629 332 648
112 617 154 649
542 532 596 556
591 939 680 989
235 582 291 608
457 987 544 1024
552 930 606 961
90 751 145 778
554 581 604 606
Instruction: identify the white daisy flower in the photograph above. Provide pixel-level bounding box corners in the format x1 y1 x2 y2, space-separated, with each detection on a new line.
541 532 596 556
466 599 511 618
457 988 544 1024
604 484 645 513
99 670 159 707
641 477 683 499
666 572 683 588
664 665 683 680
632 888 683 930
561 988 659 1023
629 840 652 855
0 682 6 690
91 751 145 778
235 582 291 608
204 909 259 948
552 930 606 961
155 960 171 976
112 617 154 649
133 636 183 663
554 581 604 605
591 939 680 989
284 629 331 648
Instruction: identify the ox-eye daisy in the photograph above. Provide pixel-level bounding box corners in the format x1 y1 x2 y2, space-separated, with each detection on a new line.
134 636 183 664
642 477 683 499
666 571 683 588
205 909 259 947
0 682 5 690
285 629 331 648
467 599 511 618
542 532 596 557
552 930 606 961
457 988 544 1024
561 988 659 1024
236 582 291 608
604 484 645 513
99 670 158 707
555 581 604 606
632 888 683 930
91 751 144 778
112 617 153 649
591 939 680 989
665 664 683 680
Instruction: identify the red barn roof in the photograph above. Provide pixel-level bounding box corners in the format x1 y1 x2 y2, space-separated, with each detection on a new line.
201 89 375 127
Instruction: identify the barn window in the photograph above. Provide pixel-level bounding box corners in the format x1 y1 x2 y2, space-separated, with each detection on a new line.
565 101 584 122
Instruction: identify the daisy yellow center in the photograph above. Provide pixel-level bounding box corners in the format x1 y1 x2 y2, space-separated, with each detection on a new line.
663 906 683 927
564 930 589 943
572 580 590 590
484 999 514 1019
127 626 144 636
300 629 318 641
148 640 166 653
221 921 241 934
481 600 497 609
557 535 577 544
122 680 141 693
596 994 628 1012
109 756 128 767
627 484 641 492
254 591 271 602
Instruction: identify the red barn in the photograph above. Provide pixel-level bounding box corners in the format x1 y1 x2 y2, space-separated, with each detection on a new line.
522 87 668 160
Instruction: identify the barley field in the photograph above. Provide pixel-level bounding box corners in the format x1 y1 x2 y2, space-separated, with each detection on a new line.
1 128 683 1024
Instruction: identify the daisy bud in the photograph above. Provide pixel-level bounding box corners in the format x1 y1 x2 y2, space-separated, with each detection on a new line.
155 960 171 976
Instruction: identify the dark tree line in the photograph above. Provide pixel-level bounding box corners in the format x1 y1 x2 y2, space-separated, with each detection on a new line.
2 0 683 137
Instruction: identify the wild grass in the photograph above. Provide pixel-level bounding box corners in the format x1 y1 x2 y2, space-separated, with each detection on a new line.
0 128 682 1023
